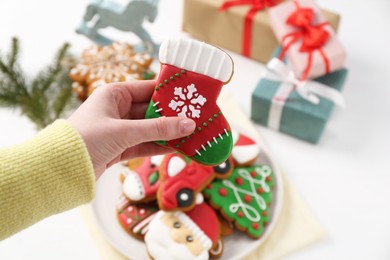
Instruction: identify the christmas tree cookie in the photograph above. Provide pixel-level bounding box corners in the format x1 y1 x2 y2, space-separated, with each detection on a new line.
145 38 234 165
203 165 275 238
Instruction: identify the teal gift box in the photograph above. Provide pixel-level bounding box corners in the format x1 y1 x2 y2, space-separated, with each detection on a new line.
251 48 348 143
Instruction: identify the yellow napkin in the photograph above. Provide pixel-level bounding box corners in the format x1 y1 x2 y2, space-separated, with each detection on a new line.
80 94 326 259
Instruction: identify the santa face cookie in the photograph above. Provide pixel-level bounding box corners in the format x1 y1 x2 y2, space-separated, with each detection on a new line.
145 203 220 260
116 194 158 240
203 165 274 238
121 155 164 203
145 38 234 166
158 153 234 211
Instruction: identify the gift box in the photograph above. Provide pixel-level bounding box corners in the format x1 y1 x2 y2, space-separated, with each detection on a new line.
268 0 346 80
182 0 340 64
251 48 348 143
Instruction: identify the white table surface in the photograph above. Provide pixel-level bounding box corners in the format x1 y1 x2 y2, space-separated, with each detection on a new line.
1 0 390 259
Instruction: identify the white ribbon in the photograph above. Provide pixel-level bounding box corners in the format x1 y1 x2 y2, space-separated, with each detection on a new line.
262 58 346 130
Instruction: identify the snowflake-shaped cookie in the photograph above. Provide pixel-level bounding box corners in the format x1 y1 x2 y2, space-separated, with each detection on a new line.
168 83 207 118
69 42 155 101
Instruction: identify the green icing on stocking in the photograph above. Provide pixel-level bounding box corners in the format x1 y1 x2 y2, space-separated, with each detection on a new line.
145 100 166 145
203 165 274 238
191 130 233 165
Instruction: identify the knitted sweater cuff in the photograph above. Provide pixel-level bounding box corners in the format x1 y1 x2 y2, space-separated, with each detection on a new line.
0 119 95 240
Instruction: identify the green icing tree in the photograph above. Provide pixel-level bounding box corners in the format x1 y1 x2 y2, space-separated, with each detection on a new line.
204 165 274 238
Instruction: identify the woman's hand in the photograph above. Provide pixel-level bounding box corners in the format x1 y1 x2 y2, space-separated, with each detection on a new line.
68 80 195 179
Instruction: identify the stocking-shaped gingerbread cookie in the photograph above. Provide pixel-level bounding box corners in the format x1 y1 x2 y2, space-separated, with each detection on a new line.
145 38 234 165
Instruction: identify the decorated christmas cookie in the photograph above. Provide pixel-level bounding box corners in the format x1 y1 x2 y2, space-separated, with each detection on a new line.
158 153 234 211
116 194 158 240
145 38 234 166
203 165 275 238
120 155 165 203
145 202 220 260
231 129 261 166
69 42 155 101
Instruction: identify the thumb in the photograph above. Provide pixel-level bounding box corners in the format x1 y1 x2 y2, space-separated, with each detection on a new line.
122 117 196 145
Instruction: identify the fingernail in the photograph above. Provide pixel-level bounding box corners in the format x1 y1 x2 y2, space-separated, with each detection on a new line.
179 119 196 135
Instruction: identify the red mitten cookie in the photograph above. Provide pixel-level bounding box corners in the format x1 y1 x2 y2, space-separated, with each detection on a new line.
204 165 275 239
116 194 158 240
120 155 165 203
145 38 234 166
145 202 220 260
157 153 234 211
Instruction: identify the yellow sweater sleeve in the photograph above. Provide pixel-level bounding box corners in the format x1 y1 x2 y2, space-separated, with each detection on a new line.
0 119 95 240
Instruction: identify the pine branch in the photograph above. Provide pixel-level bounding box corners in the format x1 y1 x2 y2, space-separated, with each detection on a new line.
7 37 19 69
0 38 77 130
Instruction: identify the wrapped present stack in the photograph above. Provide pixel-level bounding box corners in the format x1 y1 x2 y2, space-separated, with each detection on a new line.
251 0 348 143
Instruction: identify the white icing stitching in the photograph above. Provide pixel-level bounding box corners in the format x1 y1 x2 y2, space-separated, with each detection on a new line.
152 101 160 107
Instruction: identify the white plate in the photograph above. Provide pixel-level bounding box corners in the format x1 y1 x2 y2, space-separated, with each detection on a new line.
91 127 284 260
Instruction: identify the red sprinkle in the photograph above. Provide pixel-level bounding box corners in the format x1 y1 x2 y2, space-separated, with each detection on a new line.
252 223 259 230
266 176 272 182
207 184 213 189
244 195 252 203
250 171 257 178
257 187 264 194
235 177 243 185
237 211 244 218
219 188 227 197
262 211 268 216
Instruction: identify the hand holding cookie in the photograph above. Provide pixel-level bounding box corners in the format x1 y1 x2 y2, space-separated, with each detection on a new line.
68 80 196 178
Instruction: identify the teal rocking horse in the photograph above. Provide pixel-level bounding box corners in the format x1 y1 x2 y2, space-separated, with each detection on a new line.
76 0 159 53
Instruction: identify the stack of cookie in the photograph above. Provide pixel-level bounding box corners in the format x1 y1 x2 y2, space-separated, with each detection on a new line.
116 129 276 259
69 42 155 101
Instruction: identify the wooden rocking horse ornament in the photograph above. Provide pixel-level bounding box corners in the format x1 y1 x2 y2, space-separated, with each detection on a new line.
76 0 159 53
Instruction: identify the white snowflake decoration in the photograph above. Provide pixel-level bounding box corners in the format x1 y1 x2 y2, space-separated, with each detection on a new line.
168 83 207 118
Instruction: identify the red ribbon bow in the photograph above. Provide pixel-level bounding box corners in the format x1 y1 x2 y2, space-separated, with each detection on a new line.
279 1 330 80
220 0 280 57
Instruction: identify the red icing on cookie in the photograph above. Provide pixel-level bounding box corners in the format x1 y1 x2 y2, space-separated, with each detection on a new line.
159 153 225 211
235 177 243 185
244 195 252 203
153 65 230 157
219 188 228 197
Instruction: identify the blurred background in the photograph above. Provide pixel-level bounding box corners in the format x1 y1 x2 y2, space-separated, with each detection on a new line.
1 0 390 259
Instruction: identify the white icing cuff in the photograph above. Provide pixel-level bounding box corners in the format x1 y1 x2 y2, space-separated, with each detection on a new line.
159 38 234 83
